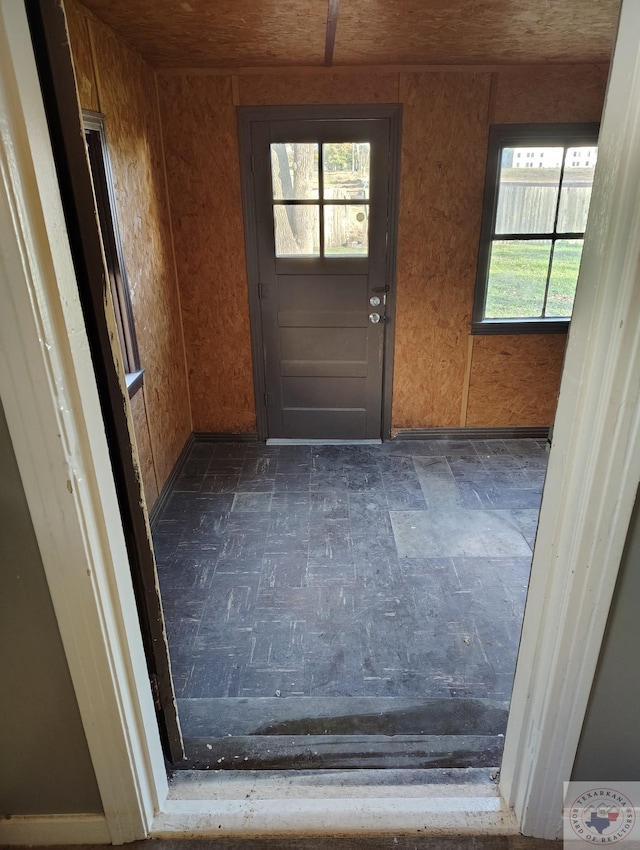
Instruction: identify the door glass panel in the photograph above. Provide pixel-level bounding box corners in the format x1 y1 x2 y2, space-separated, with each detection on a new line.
545 239 583 317
271 143 319 200
323 142 370 200
485 239 551 318
557 147 597 233
274 205 320 257
324 205 369 256
495 147 563 234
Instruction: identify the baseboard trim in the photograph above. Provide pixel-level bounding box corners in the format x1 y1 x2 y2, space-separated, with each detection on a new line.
392 426 550 440
149 432 261 527
0 813 111 845
149 433 194 528
193 431 259 442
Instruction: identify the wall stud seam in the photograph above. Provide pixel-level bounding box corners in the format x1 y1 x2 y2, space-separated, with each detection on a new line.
460 335 474 426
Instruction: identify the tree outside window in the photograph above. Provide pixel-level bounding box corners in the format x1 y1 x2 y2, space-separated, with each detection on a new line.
270 142 370 258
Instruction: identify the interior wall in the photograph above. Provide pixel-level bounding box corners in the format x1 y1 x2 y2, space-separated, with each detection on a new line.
66 0 609 436
156 75 256 432
572 489 640 780
0 400 102 815
395 71 491 428
157 64 607 433
65 1 191 503
466 335 568 427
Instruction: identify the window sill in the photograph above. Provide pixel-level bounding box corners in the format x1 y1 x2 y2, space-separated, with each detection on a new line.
125 369 144 398
471 319 570 335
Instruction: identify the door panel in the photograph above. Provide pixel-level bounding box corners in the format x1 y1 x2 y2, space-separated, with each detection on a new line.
282 376 367 408
282 408 368 440
251 117 393 440
280 360 368 378
279 275 367 310
280 327 368 360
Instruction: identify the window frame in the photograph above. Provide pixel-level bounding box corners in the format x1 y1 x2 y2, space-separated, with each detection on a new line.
82 110 142 393
472 122 600 335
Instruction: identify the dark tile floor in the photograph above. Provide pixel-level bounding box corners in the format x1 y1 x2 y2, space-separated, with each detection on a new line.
153 439 547 704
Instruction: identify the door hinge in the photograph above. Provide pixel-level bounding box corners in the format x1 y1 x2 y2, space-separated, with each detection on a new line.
250 153 255 173
264 392 275 407
150 673 161 712
258 283 269 299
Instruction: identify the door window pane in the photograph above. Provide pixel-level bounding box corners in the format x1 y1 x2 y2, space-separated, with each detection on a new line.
557 147 597 233
495 147 563 234
485 239 551 318
324 205 369 256
271 143 319 200
274 205 320 257
323 142 370 200
545 239 583 317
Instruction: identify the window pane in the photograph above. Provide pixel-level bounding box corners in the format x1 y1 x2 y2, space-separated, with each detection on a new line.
274 205 320 257
485 239 551 319
323 142 370 200
324 205 369 256
557 147 597 233
495 147 563 234
545 239 583 317
271 143 319 200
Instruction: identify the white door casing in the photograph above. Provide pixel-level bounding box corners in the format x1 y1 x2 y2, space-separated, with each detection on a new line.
0 1 166 843
501 0 640 836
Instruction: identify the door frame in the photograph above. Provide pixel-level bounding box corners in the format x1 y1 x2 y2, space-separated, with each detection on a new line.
238 104 402 441
2 0 639 844
24 0 184 765
0 1 166 842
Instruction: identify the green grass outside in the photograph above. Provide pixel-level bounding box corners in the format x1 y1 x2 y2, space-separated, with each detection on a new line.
486 239 583 319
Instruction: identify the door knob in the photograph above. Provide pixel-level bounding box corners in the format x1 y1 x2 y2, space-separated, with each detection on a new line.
369 312 381 324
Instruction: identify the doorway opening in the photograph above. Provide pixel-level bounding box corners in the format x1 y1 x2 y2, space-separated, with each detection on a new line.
27 0 549 775
10 0 639 838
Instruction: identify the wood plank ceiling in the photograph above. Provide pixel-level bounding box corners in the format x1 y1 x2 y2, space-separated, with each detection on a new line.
78 0 619 69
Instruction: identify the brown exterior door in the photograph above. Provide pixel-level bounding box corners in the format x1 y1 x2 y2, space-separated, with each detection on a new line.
246 111 400 440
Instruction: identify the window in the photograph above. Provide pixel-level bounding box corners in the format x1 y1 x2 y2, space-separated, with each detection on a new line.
82 111 142 395
472 123 599 334
270 142 370 257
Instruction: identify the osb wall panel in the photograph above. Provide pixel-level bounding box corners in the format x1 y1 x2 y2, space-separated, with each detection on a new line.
393 72 492 429
239 73 399 106
89 20 191 486
64 1 99 112
492 64 609 124
157 75 256 432
466 335 567 427
130 389 159 508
